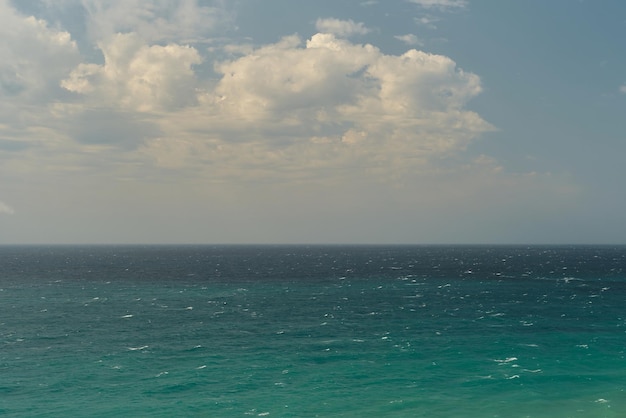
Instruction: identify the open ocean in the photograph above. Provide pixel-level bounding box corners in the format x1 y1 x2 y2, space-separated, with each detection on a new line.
1 245 626 417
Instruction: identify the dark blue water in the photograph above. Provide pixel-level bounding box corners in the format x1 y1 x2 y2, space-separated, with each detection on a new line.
1 245 625 416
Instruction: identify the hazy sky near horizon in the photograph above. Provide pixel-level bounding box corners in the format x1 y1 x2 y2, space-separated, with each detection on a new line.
1 0 626 244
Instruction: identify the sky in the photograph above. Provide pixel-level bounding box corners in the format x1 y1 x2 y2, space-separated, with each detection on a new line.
1 0 626 244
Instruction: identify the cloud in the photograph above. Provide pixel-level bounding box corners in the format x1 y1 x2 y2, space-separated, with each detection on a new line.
2 0 491 188
0 2 583 245
0 0 82 165
619 85 626 94
408 0 468 9
315 18 371 37
134 32 493 181
0 201 15 215
79 0 229 43
415 16 439 29
0 1 79 101
62 33 202 112
395 34 424 46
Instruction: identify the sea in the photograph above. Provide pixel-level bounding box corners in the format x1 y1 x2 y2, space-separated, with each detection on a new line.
1 245 626 417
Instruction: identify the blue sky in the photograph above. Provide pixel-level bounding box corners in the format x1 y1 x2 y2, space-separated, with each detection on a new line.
1 0 625 244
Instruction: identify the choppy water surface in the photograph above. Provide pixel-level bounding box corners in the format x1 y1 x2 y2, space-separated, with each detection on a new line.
1 245 626 417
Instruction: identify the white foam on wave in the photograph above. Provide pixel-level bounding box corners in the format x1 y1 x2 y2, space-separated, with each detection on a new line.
120 314 133 318
128 345 148 351
495 357 518 364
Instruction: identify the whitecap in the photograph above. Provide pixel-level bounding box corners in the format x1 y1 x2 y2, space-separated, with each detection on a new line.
120 314 133 318
495 357 518 364
128 345 148 351
561 277 583 283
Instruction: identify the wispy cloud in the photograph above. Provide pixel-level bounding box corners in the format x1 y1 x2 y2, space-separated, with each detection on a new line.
79 0 231 43
315 18 371 37
408 0 468 9
0 201 15 215
619 85 626 94
394 34 424 46
414 16 439 29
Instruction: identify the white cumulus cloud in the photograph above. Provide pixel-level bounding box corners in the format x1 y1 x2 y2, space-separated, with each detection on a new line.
0 1 79 101
62 33 202 112
0 1 492 187
135 31 492 180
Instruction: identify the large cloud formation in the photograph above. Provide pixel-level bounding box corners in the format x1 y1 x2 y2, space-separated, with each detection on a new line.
1 0 578 244
62 33 202 112
1 0 492 185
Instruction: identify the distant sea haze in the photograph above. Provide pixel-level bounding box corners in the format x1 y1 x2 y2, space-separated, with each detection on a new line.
1 245 624 416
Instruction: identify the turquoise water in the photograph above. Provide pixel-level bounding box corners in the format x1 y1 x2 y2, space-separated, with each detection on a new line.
1 246 626 416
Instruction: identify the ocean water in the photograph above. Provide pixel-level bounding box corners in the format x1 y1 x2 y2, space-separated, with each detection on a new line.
1 245 626 417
